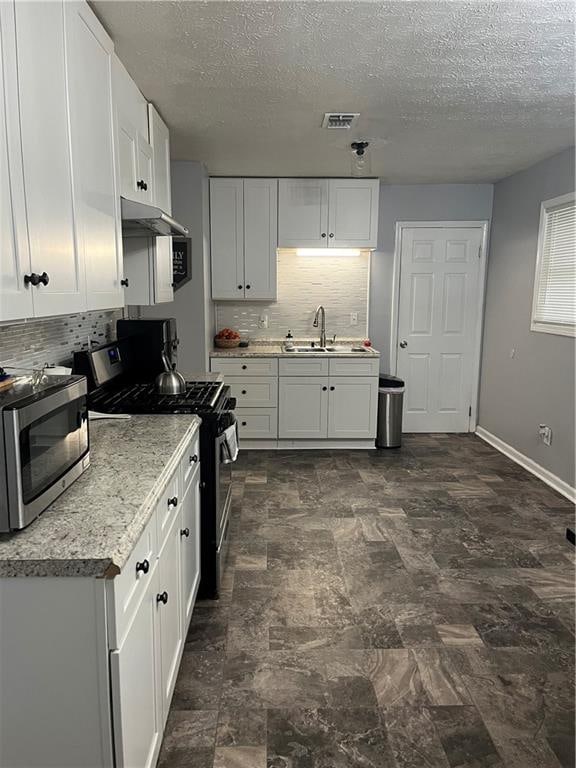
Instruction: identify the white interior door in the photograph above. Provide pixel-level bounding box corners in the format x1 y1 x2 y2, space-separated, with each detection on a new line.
397 226 483 433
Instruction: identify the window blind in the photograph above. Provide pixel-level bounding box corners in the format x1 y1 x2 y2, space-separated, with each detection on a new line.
532 198 576 332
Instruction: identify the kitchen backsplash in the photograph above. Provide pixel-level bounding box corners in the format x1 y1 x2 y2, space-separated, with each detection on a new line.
0 309 123 372
215 250 370 340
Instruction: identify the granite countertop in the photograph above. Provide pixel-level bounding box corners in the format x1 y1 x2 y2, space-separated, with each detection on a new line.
0 414 201 578
211 343 380 358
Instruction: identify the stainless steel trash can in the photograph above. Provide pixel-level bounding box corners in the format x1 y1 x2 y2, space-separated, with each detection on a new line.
376 375 405 448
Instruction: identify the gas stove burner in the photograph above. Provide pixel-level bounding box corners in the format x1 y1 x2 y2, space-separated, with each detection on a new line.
89 379 225 415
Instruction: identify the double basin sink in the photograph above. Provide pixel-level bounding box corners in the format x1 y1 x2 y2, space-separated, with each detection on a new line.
285 345 368 353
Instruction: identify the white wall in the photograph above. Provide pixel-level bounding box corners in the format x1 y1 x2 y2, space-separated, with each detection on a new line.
369 183 494 370
478 147 575 488
141 161 213 374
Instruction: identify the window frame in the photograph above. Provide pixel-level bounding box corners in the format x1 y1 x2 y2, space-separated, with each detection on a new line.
530 191 576 338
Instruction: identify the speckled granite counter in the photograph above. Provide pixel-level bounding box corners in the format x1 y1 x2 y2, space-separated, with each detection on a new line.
0 414 201 578
211 344 379 358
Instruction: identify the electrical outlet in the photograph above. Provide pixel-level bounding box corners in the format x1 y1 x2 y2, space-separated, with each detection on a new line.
258 314 269 329
539 424 552 446
350 312 358 326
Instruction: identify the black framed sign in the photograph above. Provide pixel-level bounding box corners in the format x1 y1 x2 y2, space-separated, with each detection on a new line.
172 237 192 290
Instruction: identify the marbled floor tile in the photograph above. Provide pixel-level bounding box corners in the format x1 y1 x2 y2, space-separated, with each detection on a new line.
383 703 450 768
429 705 503 768
413 648 472 706
185 607 229 652
213 746 266 768
516 567 575 600
216 708 267 747
171 652 225 710
157 710 218 768
494 737 563 768
436 624 484 647
269 625 365 651
234 553 267 570
267 708 396 768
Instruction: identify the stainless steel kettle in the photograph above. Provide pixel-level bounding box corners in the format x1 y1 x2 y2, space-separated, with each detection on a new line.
155 351 186 395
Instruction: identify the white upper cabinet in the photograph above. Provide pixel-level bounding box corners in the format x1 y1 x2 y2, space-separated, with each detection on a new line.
210 178 245 300
14 0 84 317
148 105 173 304
210 178 278 301
0 2 33 321
278 178 379 249
65 1 123 311
278 179 329 247
327 179 379 248
113 56 153 204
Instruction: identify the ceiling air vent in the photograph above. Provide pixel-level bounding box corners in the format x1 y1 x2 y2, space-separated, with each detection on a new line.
322 113 360 130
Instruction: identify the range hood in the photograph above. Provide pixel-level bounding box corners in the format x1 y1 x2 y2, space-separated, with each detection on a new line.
121 197 189 238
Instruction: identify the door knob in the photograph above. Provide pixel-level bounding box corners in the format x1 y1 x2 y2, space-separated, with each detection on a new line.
400 340 408 348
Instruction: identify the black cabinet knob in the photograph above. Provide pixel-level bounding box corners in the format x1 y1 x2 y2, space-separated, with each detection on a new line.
120 278 129 287
329 233 334 238
241 421 247 426
242 365 247 370
246 284 251 289
180 527 190 538
168 496 178 508
136 559 149 575
24 273 40 286
38 272 49 286
330 386 335 391
241 390 247 395
237 285 243 290
156 591 168 605
321 233 326 238
189 454 198 464
137 179 148 191
322 386 327 391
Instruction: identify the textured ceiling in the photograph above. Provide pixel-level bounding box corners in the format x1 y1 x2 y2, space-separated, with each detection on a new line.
92 1 575 182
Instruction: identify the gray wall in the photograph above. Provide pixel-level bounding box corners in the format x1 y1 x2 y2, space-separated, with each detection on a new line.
478 147 575 487
141 161 213 374
369 184 494 370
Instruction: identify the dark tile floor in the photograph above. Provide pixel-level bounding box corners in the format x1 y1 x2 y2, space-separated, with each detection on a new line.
159 435 575 768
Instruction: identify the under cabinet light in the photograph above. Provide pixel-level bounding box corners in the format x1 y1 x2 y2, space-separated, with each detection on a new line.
296 248 361 257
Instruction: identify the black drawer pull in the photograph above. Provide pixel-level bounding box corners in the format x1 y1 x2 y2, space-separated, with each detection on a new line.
322 386 327 391
156 591 168 605
120 278 129 287
241 421 247 426
237 284 243 290
330 386 335 391
189 454 198 464
168 496 178 508
242 365 247 370
246 284 251 289
136 559 149 575
180 527 190 538
241 390 247 395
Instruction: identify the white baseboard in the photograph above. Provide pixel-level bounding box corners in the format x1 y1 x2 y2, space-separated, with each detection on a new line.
475 426 576 503
239 439 376 451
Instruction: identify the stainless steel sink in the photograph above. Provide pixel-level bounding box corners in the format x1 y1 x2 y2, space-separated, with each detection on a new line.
287 346 327 352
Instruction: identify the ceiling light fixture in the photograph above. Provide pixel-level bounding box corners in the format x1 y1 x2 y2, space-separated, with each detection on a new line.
351 141 371 177
296 248 361 257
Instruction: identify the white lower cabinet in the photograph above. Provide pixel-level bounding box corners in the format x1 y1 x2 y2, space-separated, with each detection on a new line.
278 377 329 439
180 468 201 631
327 377 379 439
110 563 162 768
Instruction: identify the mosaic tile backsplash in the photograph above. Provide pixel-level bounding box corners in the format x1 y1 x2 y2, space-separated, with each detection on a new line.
215 250 370 340
0 310 123 372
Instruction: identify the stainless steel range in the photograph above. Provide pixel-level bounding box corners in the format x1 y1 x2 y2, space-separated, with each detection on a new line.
74 328 237 599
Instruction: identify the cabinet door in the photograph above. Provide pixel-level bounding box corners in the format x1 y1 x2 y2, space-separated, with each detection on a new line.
65 1 123 311
110 564 162 768
327 179 379 248
210 178 244 299
327 376 378 439
148 104 171 213
137 133 154 204
244 178 277 299
15 0 85 317
0 1 33 321
152 237 174 303
278 377 328 439
157 514 183 723
116 116 139 201
113 56 149 203
179 469 200 632
278 179 328 247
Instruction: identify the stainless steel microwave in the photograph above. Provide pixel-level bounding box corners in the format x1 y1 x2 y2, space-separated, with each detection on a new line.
0 375 90 532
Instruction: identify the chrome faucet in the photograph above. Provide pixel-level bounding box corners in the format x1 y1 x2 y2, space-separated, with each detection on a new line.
313 305 327 347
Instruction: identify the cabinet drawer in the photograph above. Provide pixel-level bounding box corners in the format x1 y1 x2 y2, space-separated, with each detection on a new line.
156 469 181 552
109 512 158 648
228 377 278 408
329 357 379 377
180 431 200 493
237 408 278 439
279 358 329 376
211 357 278 376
